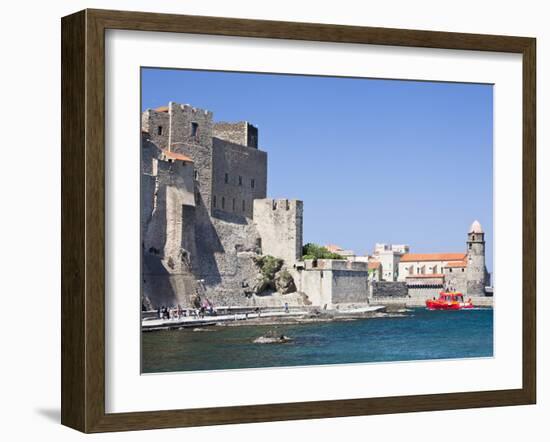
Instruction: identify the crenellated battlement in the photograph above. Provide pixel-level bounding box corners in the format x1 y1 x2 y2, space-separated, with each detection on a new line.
257 198 302 212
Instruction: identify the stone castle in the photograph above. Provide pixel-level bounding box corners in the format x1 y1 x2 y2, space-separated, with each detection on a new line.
141 102 491 310
141 102 303 309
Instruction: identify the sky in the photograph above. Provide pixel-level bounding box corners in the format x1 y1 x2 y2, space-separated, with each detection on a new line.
141 68 493 272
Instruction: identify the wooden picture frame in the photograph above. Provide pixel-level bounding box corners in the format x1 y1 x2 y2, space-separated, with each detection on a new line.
61 8 536 433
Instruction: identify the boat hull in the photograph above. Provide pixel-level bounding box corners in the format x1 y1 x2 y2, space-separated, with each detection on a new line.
426 292 474 310
425 301 474 310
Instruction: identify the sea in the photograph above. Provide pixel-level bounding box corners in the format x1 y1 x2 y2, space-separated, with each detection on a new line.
141 307 493 373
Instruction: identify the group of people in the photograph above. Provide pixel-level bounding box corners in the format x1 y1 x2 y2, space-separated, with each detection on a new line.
157 302 216 321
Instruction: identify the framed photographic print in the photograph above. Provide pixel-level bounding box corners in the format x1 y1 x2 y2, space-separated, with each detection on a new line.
61 9 536 433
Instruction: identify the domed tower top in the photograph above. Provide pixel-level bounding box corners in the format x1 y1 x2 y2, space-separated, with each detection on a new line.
469 220 483 234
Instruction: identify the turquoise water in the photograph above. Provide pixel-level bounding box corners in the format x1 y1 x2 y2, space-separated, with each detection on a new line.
141 308 493 373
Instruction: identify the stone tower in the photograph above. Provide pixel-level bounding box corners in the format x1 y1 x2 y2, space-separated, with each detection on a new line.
466 220 487 296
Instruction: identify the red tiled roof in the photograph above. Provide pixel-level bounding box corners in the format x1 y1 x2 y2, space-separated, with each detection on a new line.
162 150 193 163
325 244 342 252
406 274 445 279
445 259 467 268
368 261 381 270
154 105 169 113
400 253 466 263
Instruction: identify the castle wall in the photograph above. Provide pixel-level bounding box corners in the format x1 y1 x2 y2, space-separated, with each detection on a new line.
295 268 333 308
167 102 214 213
295 260 369 307
194 211 264 306
141 109 170 150
141 156 199 309
330 269 370 304
140 136 158 241
211 138 267 218
213 121 258 148
253 199 303 265
371 281 408 298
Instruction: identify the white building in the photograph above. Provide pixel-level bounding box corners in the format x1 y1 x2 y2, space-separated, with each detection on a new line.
371 243 410 281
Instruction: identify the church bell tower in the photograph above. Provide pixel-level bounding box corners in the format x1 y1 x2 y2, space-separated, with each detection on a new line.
466 220 487 296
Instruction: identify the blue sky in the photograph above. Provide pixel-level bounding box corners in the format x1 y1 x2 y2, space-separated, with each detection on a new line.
142 68 493 272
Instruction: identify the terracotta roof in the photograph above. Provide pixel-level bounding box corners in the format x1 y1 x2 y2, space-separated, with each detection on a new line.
445 259 467 268
325 244 343 253
400 253 466 262
368 261 381 270
154 105 169 113
406 274 445 279
161 150 193 163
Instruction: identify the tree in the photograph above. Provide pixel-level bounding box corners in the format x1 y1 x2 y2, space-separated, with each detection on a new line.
302 243 345 260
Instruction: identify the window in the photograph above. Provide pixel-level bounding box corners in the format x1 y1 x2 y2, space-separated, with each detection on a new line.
157 126 163 135
238 176 242 186
225 173 229 184
222 197 225 209
213 195 217 208
191 122 199 137
251 178 255 188
242 200 246 212
232 198 236 211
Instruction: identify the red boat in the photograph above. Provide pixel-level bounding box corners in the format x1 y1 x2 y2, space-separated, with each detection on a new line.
426 292 474 310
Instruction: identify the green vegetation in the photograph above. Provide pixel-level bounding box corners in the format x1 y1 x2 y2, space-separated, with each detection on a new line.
302 243 345 260
252 255 284 293
253 255 283 279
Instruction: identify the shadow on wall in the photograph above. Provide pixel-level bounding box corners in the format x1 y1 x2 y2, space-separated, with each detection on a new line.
211 208 248 225
193 203 223 285
142 253 178 308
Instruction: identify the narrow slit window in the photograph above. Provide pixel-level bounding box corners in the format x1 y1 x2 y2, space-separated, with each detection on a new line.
225 173 229 184
221 197 225 210
238 176 242 186
242 200 245 212
213 195 217 208
157 126 163 135
251 178 255 188
191 122 199 137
